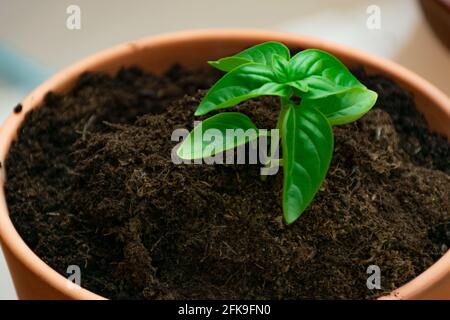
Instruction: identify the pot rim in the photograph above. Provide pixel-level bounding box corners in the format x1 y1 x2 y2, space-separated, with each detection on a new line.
0 29 449 300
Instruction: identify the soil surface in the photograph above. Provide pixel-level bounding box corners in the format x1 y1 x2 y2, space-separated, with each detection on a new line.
4 62 450 299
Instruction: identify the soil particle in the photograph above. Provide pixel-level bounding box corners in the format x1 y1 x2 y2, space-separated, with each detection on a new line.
13 104 23 114
5 62 450 299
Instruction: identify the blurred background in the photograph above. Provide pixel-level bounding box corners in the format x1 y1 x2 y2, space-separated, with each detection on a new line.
0 0 449 299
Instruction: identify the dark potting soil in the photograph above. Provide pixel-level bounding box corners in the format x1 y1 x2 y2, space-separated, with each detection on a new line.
4 63 450 299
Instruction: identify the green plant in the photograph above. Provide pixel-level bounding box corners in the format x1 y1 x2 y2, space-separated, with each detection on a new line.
177 42 378 224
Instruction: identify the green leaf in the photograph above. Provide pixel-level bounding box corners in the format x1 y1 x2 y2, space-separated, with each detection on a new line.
272 54 290 83
301 88 378 125
208 57 250 73
194 63 291 116
288 49 366 99
282 106 334 224
208 41 291 72
177 112 260 160
286 81 308 94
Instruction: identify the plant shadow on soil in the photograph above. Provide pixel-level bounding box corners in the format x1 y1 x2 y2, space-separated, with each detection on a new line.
4 58 450 299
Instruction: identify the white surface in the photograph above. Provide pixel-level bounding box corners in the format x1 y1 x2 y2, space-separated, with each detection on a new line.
0 0 449 300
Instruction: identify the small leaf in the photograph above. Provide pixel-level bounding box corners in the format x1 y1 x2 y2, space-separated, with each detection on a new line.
177 112 260 160
286 80 308 94
195 63 290 116
288 49 366 99
208 57 250 72
272 54 290 83
301 88 378 125
282 106 334 224
208 41 291 72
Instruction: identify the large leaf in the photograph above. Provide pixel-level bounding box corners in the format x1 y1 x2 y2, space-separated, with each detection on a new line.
177 112 260 160
282 106 334 224
209 41 291 72
287 49 366 100
301 88 378 125
194 63 291 116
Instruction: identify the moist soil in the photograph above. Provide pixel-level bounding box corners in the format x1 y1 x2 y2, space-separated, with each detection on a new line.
4 62 450 299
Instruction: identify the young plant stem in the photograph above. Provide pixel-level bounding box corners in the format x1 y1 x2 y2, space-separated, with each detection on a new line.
261 97 292 181
273 96 292 161
276 97 292 134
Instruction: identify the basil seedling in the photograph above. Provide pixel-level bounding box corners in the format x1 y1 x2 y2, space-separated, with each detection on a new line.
177 42 378 224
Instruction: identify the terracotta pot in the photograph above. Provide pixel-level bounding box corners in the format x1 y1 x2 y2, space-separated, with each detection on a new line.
1 29 450 300
420 0 450 51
